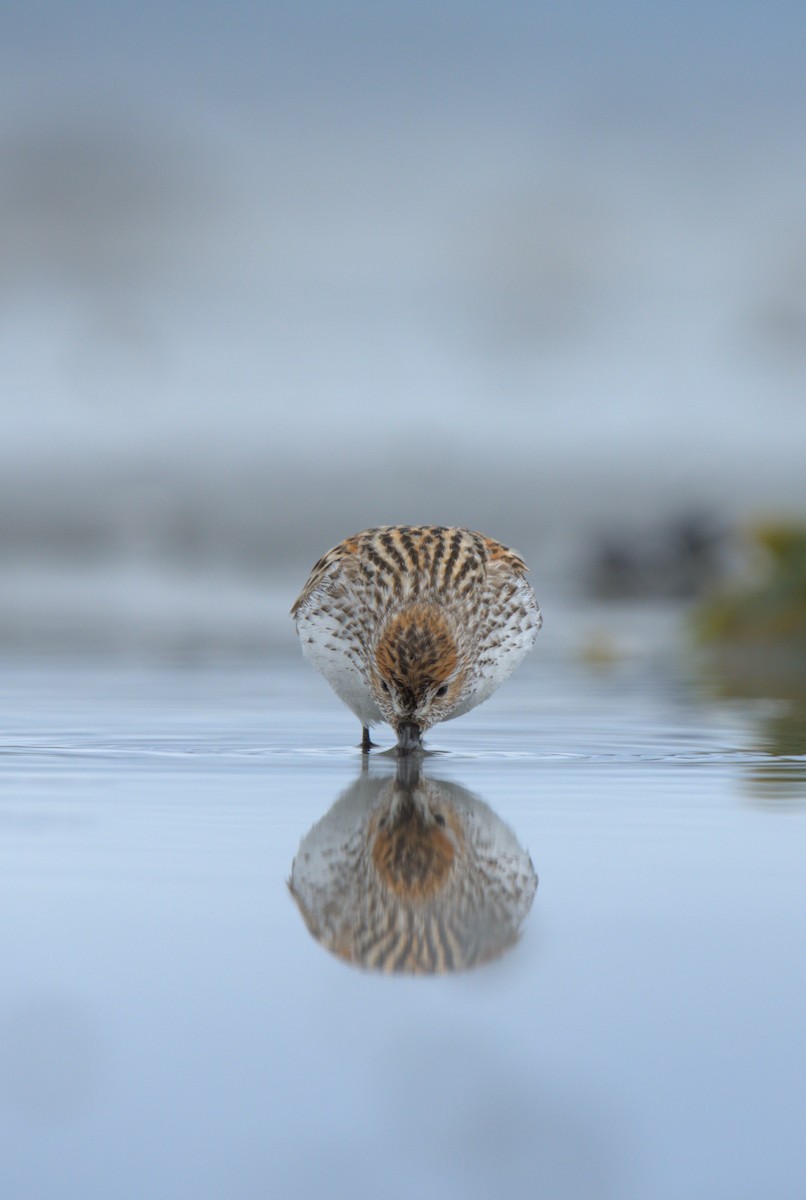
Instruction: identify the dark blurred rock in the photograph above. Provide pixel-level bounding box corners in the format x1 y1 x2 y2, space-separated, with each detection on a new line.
588 513 726 600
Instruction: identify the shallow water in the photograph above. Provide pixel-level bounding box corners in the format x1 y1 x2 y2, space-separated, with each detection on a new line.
1 649 805 1200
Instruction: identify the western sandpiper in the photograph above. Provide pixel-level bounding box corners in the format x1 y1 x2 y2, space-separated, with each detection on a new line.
291 525 541 751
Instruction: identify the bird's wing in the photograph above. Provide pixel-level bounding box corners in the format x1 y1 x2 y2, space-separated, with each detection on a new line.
290 536 363 619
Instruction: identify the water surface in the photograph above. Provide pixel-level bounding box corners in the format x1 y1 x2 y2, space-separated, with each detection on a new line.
1 650 804 1199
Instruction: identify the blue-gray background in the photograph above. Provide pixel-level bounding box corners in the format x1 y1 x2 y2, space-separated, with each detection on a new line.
2 10 806 1200
2 0 805 654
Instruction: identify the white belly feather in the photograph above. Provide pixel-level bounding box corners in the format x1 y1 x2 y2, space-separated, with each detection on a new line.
448 574 542 719
296 606 383 727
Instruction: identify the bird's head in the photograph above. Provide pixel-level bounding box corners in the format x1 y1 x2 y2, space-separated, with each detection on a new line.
370 603 467 751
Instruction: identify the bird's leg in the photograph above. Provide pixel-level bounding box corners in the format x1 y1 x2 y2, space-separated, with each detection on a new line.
360 725 376 753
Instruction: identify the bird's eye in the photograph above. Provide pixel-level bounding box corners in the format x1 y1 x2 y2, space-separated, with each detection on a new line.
434 812 446 827
380 680 390 693
435 684 448 698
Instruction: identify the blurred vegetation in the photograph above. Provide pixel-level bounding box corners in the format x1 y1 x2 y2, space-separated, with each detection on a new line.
693 522 806 699
695 523 806 641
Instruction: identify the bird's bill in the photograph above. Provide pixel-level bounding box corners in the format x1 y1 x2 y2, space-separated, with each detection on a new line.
396 721 422 754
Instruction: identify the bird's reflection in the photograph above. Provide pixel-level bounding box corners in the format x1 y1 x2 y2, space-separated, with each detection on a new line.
289 760 537 974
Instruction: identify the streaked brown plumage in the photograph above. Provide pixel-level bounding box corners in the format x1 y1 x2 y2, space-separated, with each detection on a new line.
289 761 538 974
292 525 541 750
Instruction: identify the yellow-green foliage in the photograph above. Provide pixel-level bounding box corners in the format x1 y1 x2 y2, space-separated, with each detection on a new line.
695 522 806 644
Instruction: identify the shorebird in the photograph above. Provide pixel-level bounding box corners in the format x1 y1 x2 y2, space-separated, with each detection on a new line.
291 525 541 752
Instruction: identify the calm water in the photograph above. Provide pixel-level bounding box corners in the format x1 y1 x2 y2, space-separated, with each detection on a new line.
1 646 805 1200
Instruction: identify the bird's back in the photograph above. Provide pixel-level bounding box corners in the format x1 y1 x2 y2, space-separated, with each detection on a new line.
292 525 530 619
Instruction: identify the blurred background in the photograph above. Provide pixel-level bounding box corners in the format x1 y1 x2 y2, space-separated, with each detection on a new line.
2 0 806 659
3 12 806 1197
